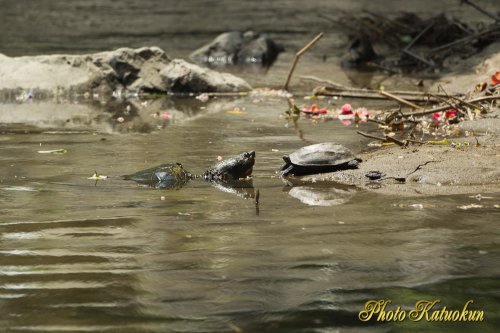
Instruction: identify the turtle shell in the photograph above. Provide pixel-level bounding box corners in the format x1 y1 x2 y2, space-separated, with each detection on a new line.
288 143 358 166
123 163 191 188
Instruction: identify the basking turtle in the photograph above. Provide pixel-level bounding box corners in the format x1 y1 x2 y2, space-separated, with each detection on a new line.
279 143 361 177
123 151 255 189
365 170 385 180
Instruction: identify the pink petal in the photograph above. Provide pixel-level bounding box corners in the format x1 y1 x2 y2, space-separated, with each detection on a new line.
340 103 353 115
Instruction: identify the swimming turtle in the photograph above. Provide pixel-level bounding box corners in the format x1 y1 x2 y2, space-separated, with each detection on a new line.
279 143 361 177
123 163 192 189
123 151 255 189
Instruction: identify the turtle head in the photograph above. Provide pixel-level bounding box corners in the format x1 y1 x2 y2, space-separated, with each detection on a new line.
282 155 292 164
227 150 255 179
347 158 362 168
205 151 255 181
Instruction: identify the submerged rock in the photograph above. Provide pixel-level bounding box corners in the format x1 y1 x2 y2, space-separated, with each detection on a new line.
189 31 283 68
0 46 251 99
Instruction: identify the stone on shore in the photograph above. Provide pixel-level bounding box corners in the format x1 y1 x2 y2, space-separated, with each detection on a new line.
0 47 251 99
161 59 251 93
189 31 283 68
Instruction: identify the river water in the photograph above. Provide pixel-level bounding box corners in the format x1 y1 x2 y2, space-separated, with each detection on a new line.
1 1 499 332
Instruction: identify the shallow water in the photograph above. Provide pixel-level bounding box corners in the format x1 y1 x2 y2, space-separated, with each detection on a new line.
1 1 500 332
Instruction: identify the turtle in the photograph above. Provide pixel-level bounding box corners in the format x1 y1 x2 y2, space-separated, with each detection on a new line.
202 151 255 181
123 151 255 189
123 162 191 189
365 170 385 180
279 143 361 177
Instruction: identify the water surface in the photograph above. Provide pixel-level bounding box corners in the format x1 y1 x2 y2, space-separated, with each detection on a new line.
1 1 499 332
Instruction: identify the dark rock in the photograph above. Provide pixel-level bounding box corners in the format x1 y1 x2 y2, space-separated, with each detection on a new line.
341 36 380 69
189 31 283 68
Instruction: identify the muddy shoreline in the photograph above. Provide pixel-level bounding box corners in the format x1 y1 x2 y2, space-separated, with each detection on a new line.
302 133 499 196
299 47 500 197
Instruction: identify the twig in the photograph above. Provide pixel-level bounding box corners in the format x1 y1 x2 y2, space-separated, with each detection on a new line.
314 86 443 103
461 0 500 21
367 118 386 125
304 76 453 98
406 139 427 145
380 90 423 109
385 136 407 147
450 95 485 112
428 27 499 54
284 32 324 91
407 160 440 176
356 130 407 146
402 49 435 68
463 95 500 105
402 96 500 117
304 76 450 97
404 22 435 50
356 130 386 141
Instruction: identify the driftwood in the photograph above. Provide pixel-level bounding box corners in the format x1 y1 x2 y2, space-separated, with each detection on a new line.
379 91 423 109
356 130 407 146
304 76 453 103
312 84 447 103
284 33 324 91
461 0 500 22
401 95 500 117
428 26 500 55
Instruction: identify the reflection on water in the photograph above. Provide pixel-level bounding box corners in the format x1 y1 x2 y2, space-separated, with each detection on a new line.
1 94 499 332
287 184 357 206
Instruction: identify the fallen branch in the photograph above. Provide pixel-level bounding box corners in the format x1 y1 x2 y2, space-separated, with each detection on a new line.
385 136 407 147
356 130 386 141
402 95 500 117
402 49 435 68
314 85 444 103
449 95 486 112
428 26 499 54
304 76 448 97
356 130 406 146
461 0 500 22
284 32 324 91
406 160 440 176
404 22 435 50
380 91 423 109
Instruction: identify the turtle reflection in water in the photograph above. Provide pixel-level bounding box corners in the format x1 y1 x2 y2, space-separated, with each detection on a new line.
288 185 357 206
279 143 362 177
123 151 256 195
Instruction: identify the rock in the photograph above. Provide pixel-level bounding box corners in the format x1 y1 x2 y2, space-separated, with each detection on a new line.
0 47 170 97
189 31 283 68
160 59 252 93
0 46 251 98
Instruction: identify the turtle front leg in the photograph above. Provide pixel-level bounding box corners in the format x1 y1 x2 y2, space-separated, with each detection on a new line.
347 159 361 168
279 164 294 177
278 164 294 186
